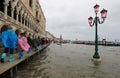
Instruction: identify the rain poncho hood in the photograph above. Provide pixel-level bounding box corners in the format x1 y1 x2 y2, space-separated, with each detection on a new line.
0 29 17 48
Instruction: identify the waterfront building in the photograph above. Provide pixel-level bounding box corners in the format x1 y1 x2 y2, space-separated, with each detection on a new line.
0 0 46 38
46 31 55 41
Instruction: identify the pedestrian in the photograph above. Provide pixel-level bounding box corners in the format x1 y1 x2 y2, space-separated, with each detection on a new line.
0 24 17 63
27 34 34 48
32 36 38 50
15 29 21 53
17 31 31 59
35 36 41 50
41 37 46 48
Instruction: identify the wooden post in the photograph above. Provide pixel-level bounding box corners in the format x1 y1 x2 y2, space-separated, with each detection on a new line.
10 68 13 78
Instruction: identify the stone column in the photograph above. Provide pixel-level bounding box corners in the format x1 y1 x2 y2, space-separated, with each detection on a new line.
25 14 28 27
16 10 19 24
23 14 26 26
26 15 28 27
20 10 24 24
11 1 16 19
30 17 32 30
31 19 33 30
28 15 30 28
31 19 34 31
24 12 27 27
3 0 9 19
11 8 14 19
15 6 20 24
28 16 30 28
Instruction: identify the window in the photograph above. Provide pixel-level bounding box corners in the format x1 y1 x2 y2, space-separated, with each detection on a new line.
18 12 21 22
25 18 27 26
14 7 17 20
22 16 24 24
7 1 12 16
0 0 4 12
29 0 32 8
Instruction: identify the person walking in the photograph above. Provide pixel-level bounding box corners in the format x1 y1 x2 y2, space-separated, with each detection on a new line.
17 32 31 59
0 24 17 63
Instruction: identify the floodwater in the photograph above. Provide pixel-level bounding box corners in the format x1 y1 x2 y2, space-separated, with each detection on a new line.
17 43 120 78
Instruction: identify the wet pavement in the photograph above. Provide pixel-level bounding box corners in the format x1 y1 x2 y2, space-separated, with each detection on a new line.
16 43 120 78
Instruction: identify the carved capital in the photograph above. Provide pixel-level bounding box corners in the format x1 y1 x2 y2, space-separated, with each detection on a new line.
11 1 16 10
3 1 9 6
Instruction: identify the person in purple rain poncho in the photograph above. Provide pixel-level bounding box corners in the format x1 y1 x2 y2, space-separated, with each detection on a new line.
17 31 31 59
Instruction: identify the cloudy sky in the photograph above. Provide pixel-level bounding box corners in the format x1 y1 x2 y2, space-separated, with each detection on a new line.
39 0 120 41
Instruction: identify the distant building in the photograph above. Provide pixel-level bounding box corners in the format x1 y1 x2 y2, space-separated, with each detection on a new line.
0 0 46 38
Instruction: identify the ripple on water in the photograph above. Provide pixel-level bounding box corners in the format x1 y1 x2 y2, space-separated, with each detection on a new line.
16 44 120 78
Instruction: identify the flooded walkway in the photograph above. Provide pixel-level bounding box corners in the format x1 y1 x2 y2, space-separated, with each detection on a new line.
16 43 120 78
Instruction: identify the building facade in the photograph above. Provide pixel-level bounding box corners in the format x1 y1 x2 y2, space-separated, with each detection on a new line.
46 31 55 41
0 0 46 38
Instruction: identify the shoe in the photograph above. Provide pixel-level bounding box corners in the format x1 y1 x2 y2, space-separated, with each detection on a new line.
9 54 15 62
41 45 44 48
18 50 24 59
1 53 7 58
27 48 31 54
36 46 39 50
0 53 7 63
1 58 4 63
39 46 42 50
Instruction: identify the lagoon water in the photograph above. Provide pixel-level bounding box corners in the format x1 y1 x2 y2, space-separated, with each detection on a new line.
17 43 120 78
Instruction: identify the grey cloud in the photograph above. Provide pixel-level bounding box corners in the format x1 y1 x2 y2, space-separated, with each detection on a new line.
40 0 120 41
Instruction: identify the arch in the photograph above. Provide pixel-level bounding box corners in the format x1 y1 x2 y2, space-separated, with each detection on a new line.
0 0 4 12
29 0 32 8
29 20 31 29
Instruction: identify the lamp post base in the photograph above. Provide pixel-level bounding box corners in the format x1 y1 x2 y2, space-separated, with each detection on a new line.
91 58 102 64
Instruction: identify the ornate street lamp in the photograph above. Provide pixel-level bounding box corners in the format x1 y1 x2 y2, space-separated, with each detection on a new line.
88 4 107 61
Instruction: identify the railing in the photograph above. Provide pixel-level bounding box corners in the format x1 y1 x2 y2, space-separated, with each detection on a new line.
0 44 50 78
7 15 12 21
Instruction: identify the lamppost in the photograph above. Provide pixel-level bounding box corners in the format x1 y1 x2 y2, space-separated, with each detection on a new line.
88 4 107 61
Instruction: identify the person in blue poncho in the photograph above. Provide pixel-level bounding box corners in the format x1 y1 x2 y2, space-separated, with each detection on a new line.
0 24 17 63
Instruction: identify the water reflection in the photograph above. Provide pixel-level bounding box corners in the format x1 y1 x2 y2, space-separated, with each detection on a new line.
16 43 120 78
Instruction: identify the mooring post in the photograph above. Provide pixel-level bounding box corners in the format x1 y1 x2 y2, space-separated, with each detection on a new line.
26 58 29 64
10 66 18 78
10 68 13 78
15 65 18 77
